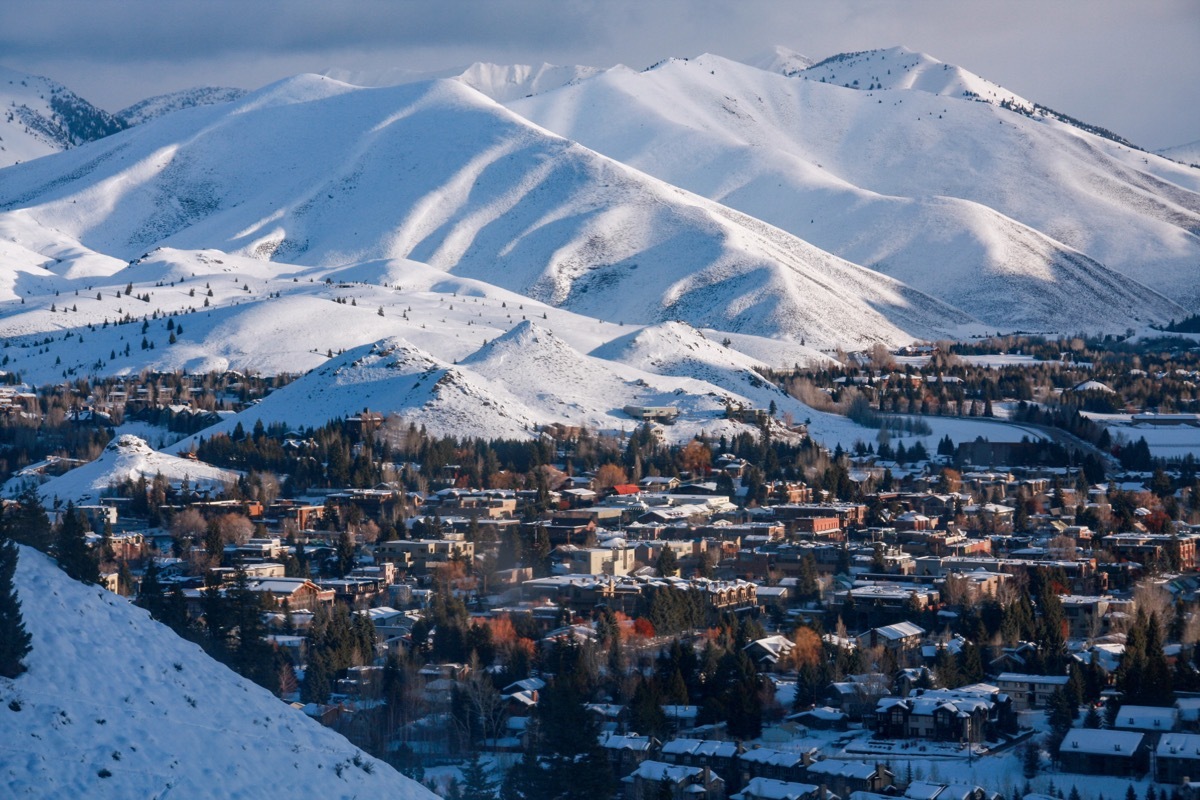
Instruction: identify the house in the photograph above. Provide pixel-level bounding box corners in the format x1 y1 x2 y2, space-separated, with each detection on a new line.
901 782 1000 800
1058 729 1148 777
599 733 659 779
786 707 848 731
855 621 925 654
625 760 724 800
660 739 740 782
204 577 334 611
874 687 1005 743
994 673 1070 711
825 674 891 721
1156 732 1200 784
1110 704 1178 734
736 747 813 787
743 636 795 669
801 760 893 797
730 777 821 800
1177 698 1200 732
373 538 474 574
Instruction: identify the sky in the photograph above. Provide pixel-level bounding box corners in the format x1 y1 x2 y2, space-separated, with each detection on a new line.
1 0 1197 150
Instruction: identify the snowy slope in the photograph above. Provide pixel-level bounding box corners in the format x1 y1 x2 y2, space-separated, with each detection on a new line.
0 545 436 799
0 65 124 167
16 435 239 504
509 52 1199 317
323 61 602 102
741 46 814 77
802 46 1033 110
115 87 248 127
0 73 979 348
591 321 800 411
1160 139 1200 167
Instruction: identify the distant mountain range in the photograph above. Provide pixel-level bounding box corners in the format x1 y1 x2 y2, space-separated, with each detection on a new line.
0 47 1197 442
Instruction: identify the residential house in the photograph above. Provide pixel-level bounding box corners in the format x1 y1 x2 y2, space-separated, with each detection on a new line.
599 733 658 780
1058 729 1148 777
994 673 1070 711
730 778 820 800
743 636 795 670
625 761 724 800
874 687 1006 743
1110 704 1178 735
801 760 893 797
1156 732 1200 784
855 621 925 655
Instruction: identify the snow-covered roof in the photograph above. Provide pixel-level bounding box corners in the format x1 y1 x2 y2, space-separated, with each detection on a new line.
1157 733 1200 759
730 777 819 800
1061 728 1145 756
631 760 712 784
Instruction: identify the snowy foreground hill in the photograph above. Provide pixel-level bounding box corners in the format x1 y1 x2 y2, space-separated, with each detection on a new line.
0 545 436 800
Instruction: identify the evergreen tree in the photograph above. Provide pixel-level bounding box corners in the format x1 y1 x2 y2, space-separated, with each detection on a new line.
136 558 165 620
797 553 820 601
629 677 668 739
655 545 679 578
0 487 53 552
335 529 357 577
1046 688 1075 764
0 538 33 678
56 502 99 584
1022 740 1040 779
228 561 276 692
302 650 332 704
459 751 496 800
535 678 615 800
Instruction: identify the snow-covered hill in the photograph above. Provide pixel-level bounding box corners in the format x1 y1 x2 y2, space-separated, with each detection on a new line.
324 61 602 102
0 65 124 167
801 46 1034 110
13 435 239 505
509 51 1199 316
741 45 814 77
167 320 820 447
0 73 979 349
115 86 248 127
0 545 436 799
1160 139 1200 167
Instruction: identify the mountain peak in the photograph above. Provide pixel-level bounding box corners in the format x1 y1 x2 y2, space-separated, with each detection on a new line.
0 64 125 167
740 45 815 77
801 46 1033 111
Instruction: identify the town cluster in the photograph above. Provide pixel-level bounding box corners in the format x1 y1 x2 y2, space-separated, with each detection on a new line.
4 336 1200 800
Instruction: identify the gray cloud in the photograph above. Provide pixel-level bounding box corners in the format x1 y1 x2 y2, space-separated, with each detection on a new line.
1 0 1196 149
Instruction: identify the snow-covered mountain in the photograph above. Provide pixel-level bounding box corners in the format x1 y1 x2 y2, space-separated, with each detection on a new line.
0 72 978 349
0 65 125 167
167 320 821 448
801 46 1034 110
509 51 1199 317
0 545 436 799
0 45 1192 448
12 435 239 505
741 45 814 77
324 61 602 102
1160 139 1200 167
115 86 248 127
